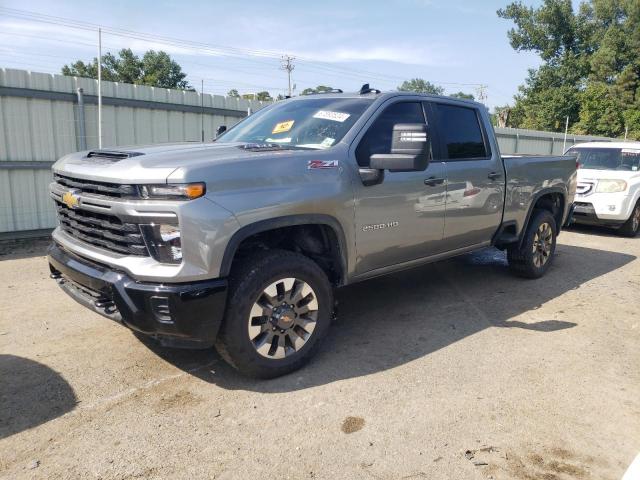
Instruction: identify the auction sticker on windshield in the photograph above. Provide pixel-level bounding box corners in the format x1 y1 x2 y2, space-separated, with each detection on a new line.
272 120 294 134
313 111 351 122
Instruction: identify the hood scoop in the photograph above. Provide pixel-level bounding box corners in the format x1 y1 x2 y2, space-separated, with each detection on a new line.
239 143 286 152
85 149 144 163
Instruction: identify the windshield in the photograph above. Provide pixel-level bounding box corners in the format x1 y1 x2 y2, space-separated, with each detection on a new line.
216 97 373 150
568 147 640 171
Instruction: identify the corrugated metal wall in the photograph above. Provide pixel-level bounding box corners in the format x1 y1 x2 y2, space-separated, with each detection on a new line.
0 68 269 235
494 127 612 155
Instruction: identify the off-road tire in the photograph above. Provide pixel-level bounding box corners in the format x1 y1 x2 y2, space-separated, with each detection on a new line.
618 201 640 237
215 249 333 378
507 210 557 279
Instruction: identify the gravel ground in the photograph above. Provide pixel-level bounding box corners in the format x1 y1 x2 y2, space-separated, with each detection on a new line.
1 227 639 480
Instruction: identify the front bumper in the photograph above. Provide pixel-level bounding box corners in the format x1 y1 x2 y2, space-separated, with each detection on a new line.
572 201 627 226
48 242 227 347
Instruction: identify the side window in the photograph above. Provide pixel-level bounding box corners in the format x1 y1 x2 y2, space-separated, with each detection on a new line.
356 102 426 167
435 104 488 160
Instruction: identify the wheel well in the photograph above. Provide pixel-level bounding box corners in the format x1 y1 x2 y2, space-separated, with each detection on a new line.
532 192 564 229
230 224 344 286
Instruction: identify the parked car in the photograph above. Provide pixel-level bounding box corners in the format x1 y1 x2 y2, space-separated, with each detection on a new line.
48 88 577 378
567 141 640 236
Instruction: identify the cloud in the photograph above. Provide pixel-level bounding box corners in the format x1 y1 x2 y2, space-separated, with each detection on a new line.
305 46 445 66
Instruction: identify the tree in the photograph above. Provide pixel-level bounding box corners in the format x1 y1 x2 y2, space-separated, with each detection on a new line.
301 85 335 95
255 91 273 101
227 89 240 98
449 91 475 100
61 49 191 89
497 0 640 138
241 91 273 101
574 82 625 137
397 78 444 95
141 51 190 89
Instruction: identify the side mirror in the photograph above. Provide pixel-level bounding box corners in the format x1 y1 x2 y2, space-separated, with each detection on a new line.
216 125 227 137
369 123 430 172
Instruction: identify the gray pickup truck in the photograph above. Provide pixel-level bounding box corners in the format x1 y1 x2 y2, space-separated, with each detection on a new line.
48 88 577 377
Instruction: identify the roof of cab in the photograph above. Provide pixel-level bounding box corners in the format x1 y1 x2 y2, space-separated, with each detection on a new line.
288 90 484 108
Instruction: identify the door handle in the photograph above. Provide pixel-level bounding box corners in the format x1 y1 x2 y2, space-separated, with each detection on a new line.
488 171 503 180
424 176 445 186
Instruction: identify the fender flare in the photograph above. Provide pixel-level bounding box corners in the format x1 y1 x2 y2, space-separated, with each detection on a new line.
219 214 349 283
517 186 567 248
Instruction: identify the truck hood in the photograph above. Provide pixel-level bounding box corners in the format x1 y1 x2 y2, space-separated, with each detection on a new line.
52 142 303 184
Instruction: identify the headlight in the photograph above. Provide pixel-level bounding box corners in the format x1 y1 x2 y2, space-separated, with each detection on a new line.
139 183 205 200
140 224 182 264
595 179 627 193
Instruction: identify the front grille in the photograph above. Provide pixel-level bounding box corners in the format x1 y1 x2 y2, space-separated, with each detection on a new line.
55 201 149 256
54 173 138 198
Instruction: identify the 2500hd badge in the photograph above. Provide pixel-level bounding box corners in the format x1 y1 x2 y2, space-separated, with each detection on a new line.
362 221 399 232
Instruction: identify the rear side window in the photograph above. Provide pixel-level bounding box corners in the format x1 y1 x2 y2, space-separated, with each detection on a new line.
435 104 488 160
356 102 426 167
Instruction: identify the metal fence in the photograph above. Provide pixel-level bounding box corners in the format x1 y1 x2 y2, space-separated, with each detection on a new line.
494 127 612 155
0 68 270 236
0 68 620 237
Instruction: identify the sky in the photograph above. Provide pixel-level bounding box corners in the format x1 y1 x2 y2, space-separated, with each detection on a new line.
0 0 546 109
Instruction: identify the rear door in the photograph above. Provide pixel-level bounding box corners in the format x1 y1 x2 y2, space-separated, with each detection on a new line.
429 102 504 249
352 100 447 275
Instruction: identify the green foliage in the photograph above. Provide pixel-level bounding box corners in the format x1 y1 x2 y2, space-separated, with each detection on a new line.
498 0 640 139
241 91 273 101
227 89 240 98
397 78 445 95
301 85 335 95
574 82 625 137
449 91 475 100
62 49 190 89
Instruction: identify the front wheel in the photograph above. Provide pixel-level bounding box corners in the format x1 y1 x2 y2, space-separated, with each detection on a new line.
507 210 557 279
215 250 333 378
618 201 640 237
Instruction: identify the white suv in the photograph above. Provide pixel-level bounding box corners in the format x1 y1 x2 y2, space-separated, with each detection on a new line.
568 141 640 237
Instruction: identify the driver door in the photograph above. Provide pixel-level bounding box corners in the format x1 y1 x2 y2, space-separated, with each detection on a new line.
352 101 447 275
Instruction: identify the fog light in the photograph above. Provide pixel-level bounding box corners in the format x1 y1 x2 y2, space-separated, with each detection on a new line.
150 296 173 323
141 224 182 264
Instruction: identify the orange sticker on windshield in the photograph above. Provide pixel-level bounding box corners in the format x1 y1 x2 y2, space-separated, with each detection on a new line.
272 120 294 134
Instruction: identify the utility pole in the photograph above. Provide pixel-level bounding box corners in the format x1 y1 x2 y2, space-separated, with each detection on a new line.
200 79 204 142
476 84 488 104
280 55 295 97
97 27 103 149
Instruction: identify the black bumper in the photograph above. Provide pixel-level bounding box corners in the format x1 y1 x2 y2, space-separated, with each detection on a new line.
48 242 227 348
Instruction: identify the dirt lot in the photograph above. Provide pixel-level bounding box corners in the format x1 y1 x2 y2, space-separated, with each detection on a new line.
1 227 639 480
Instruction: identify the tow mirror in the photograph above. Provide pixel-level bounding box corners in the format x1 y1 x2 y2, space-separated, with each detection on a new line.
369 123 430 172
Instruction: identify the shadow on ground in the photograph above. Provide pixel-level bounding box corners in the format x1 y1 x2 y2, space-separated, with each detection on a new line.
0 355 77 439
0 238 51 261
565 223 628 238
138 243 635 392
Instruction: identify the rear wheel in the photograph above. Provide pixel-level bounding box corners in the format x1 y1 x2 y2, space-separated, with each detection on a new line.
508 210 557 279
618 201 640 237
215 250 333 378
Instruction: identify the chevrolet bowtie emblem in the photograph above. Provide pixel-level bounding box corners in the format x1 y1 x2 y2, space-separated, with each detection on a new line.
62 190 80 209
